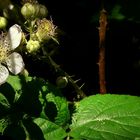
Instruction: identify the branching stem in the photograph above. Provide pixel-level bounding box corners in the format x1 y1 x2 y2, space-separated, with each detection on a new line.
42 47 86 99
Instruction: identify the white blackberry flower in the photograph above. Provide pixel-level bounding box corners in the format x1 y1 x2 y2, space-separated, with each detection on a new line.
0 24 25 85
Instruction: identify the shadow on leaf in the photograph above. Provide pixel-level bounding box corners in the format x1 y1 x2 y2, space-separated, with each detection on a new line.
23 119 45 140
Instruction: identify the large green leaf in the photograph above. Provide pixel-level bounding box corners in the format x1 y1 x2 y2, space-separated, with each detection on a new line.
34 118 67 140
70 94 140 140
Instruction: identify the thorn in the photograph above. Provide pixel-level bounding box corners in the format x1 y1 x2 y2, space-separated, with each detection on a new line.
74 79 81 83
69 75 75 78
77 94 80 99
97 27 100 30
80 83 85 89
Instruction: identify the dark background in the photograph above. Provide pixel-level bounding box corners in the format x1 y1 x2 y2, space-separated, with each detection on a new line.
24 0 140 96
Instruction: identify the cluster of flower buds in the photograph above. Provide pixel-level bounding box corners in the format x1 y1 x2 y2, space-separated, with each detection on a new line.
25 18 58 53
21 2 58 54
21 2 48 19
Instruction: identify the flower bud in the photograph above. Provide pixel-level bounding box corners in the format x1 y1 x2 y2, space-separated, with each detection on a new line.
38 5 48 18
21 3 36 19
34 4 40 17
26 40 40 53
0 17 7 29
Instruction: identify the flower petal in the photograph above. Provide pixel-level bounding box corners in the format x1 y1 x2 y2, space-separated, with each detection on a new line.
6 52 25 75
7 24 22 50
0 64 9 85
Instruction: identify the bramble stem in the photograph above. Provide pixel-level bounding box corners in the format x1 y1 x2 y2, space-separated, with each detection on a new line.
98 9 107 94
42 47 86 99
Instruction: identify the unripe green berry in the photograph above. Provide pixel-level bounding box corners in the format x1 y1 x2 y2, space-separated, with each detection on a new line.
0 17 7 29
21 3 36 19
26 40 40 53
56 76 68 88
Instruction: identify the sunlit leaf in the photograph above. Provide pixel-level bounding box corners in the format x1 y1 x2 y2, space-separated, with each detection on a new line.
70 94 140 140
7 75 22 91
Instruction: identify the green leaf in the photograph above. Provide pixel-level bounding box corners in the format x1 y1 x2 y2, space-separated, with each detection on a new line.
34 118 67 140
0 118 9 133
110 5 125 20
7 75 33 91
39 82 70 126
40 81 63 96
7 75 22 91
45 93 70 126
70 94 140 140
0 93 10 108
0 93 10 119
16 77 43 117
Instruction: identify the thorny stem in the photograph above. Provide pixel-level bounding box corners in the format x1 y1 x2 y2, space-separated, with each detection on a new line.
98 9 107 94
42 47 86 99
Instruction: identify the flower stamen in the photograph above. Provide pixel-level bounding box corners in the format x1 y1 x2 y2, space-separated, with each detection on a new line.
0 41 10 63
36 18 57 42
